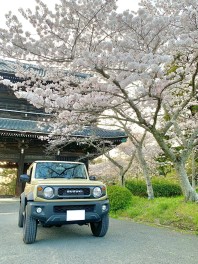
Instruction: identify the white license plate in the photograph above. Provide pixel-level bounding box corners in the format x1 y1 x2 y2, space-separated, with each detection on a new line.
67 210 85 221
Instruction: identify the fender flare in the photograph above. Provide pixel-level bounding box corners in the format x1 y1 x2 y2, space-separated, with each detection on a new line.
20 192 26 212
27 192 34 201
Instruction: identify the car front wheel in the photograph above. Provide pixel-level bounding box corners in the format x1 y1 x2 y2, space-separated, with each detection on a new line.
23 206 37 244
90 214 109 237
18 203 24 228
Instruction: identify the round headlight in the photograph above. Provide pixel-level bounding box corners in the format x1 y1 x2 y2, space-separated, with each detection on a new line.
43 187 54 199
93 187 102 198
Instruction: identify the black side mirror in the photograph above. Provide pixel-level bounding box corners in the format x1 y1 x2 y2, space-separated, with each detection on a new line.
20 174 30 183
89 176 96 181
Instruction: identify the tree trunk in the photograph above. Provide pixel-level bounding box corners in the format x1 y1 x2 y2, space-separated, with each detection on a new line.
119 168 125 187
136 147 154 200
103 149 136 187
191 149 196 190
174 159 198 202
151 129 198 202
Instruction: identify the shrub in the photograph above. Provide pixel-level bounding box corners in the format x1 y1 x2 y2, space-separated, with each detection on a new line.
152 179 182 197
125 180 147 197
125 179 182 197
108 185 132 211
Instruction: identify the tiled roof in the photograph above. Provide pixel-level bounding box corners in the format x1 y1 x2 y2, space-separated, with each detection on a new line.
73 126 127 138
0 117 50 136
0 59 88 79
0 117 127 140
0 59 16 74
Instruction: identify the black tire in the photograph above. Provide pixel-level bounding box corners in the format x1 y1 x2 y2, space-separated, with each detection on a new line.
90 214 109 237
23 206 37 244
18 203 24 228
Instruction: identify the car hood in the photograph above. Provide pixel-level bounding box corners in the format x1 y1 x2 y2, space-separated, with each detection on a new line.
31 178 104 186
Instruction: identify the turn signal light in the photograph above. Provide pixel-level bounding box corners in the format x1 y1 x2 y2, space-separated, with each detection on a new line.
37 186 43 191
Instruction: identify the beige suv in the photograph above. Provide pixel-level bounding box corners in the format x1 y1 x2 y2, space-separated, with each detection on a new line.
18 160 109 244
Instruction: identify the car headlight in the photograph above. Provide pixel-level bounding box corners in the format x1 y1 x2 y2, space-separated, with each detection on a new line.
43 187 54 199
93 187 102 198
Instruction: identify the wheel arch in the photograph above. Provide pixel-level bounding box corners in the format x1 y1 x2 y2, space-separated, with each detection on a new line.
20 192 26 211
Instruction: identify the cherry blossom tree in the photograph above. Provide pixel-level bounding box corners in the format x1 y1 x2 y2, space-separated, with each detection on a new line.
0 0 198 201
102 116 156 199
97 145 136 187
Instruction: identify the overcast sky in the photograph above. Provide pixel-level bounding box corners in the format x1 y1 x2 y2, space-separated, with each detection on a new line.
0 0 140 26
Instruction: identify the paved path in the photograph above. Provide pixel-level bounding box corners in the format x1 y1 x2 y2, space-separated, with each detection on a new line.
0 199 198 264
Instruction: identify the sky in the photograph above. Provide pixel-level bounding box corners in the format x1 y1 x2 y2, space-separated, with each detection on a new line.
0 0 140 26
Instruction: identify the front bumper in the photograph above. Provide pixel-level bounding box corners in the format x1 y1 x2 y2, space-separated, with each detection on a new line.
26 200 109 226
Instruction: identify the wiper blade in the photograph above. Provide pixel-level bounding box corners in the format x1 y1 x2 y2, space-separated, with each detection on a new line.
72 176 86 179
50 176 65 178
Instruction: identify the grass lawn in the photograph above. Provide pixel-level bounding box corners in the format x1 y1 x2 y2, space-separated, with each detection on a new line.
110 196 198 234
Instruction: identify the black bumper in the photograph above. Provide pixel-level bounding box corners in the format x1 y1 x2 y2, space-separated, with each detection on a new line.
26 200 109 226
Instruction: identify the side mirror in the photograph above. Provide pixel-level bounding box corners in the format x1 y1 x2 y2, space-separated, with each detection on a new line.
89 176 96 181
20 174 30 183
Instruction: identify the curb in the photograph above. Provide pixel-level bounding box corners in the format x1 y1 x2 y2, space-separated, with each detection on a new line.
0 197 19 202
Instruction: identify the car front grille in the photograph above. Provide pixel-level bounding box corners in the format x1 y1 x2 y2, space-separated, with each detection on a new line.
53 205 95 213
58 187 90 198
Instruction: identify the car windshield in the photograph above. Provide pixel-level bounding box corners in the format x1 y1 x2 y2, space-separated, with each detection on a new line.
35 162 87 179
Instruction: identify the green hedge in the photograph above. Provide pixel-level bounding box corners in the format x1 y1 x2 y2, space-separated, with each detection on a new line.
125 179 182 198
107 185 132 211
126 180 147 197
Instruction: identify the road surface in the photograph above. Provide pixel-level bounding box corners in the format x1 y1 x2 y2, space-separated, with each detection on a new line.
0 199 198 264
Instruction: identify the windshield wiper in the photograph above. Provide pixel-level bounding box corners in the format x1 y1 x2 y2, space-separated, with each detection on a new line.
72 176 86 179
50 176 66 178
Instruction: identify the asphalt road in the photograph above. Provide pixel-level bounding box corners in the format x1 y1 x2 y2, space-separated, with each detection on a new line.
0 199 198 264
